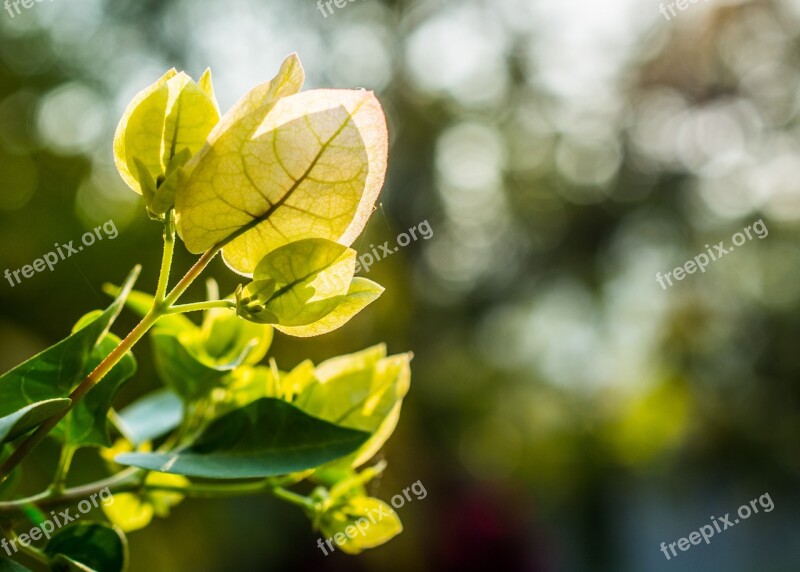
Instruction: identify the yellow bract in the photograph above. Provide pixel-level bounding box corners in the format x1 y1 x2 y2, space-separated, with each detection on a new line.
273 277 384 338
318 497 403 554
296 345 411 467
102 472 190 532
114 68 220 214
175 53 389 275
234 238 385 337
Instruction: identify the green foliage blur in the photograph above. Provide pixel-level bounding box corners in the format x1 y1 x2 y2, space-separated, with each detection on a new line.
2 0 800 570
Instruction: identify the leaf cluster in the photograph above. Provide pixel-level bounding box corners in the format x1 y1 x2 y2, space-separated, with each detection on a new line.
0 53 407 571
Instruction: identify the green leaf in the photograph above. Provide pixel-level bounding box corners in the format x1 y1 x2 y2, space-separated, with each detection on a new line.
117 389 183 446
109 285 271 402
274 277 384 338
318 497 402 555
151 331 240 403
115 398 370 479
0 558 32 571
44 523 127 572
235 239 384 337
277 360 316 402
211 365 277 417
0 267 139 429
114 68 220 215
110 282 272 370
195 306 272 366
50 333 137 448
150 305 271 403
0 399 71 446
175 53 389 275
236 239 355 326
296 345 411 467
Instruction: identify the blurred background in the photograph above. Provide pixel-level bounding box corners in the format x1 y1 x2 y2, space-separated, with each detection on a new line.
2 0 800 570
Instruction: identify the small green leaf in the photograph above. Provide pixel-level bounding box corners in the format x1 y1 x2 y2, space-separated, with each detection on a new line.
274 277 384 338
116 389 183 446
0 558 32 571
150 305 271 402
109 286 271 403
235 239 384 336
0 399 71 446
151 332 240 403
236 239 355 326
195 306 272 367
318 497 402 555
211 365 277 417
50 334 137 448
115 398 369 479
44 523 127 572
114 68 220 215
0 267 139 426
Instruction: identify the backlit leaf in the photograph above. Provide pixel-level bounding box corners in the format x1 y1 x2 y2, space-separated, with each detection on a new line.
175 54 388 275
296 345 411 467
236 239 355 326
114 68 220 215
274 277 384 338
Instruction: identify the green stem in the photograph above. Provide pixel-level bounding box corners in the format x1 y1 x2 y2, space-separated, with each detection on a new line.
271 486 315 510
0 311 160 486
163 245 222 308
142 482 312 511
0 470 141 516
0 473 312 517
0 245 223 486
154 210 176 303
49 445 76 494
165 300 235 314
